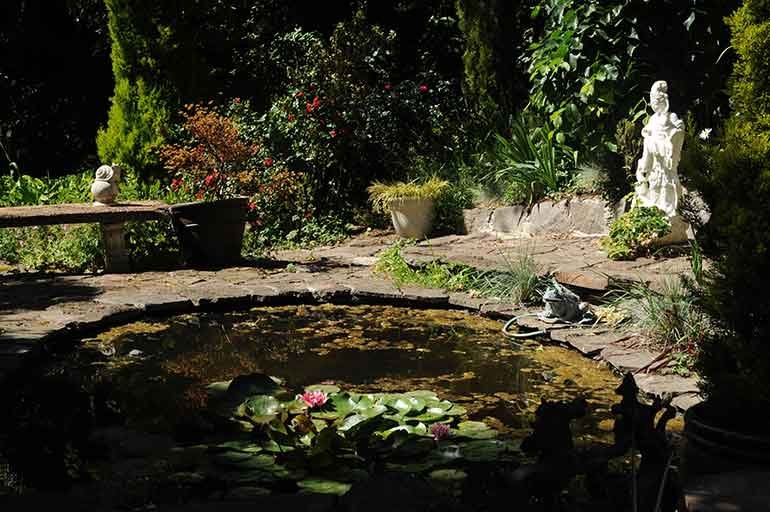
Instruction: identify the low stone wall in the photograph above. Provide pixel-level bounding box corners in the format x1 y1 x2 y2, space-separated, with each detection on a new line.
463 196 622 237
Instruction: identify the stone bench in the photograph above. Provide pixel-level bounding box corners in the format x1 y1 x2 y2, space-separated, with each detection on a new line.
0 201 169 272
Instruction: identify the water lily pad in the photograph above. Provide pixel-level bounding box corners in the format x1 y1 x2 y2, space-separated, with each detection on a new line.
297 478 352 495
337 413 369 432
410 407 452 422
405 390 439 400
212 440 263 454
239 395 282 424
305 383 340 394
380 422 428 439
312 392 358 420
389 395 427 415
460 439 514 462
428 468 467 482
443 404 468 416
226 373 281 400
455 420 497 439
357 404 388 419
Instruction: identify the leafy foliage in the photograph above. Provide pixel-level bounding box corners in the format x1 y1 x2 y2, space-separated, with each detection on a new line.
525 0 640 153
483 115 577 205
691 0 770 414
600 206 671 260
160 103 260 201
204 375 517 493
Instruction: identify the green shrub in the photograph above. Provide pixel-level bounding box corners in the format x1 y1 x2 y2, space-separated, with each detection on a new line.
483 114 577 205
455 0 523 114
601 206 671 260
0 225 103 273
692 0 770 415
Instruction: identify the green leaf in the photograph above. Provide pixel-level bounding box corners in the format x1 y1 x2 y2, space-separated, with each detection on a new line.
238 395 282 424
305 383 341 394
460 440 518 462
312 392 359 420
379 422 428 439
297 478 352 495
455 421 497 439
211 440 263 454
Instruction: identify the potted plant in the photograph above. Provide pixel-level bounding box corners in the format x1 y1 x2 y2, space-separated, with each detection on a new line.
367 177 449 239
161 103 258 266
682 1 770 477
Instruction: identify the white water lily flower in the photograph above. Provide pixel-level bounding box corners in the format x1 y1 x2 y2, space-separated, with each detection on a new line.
699 128 713 140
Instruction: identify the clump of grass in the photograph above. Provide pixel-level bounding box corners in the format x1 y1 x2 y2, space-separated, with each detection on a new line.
473 252 543 305
367 177 450 213
374 243 544 306
606 277 710 375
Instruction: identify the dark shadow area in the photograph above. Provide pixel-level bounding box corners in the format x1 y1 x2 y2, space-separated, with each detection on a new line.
0 274 102 312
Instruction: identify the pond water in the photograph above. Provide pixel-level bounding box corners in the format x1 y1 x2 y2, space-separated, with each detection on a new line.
1 304 630 509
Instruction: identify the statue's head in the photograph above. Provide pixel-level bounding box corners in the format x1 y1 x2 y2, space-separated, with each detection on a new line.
95 164 114 182
650 80 669 115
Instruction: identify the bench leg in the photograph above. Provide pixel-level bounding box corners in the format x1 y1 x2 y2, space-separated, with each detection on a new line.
101 222 130 273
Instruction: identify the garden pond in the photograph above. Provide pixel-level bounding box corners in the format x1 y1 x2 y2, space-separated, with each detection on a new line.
1 304 667 509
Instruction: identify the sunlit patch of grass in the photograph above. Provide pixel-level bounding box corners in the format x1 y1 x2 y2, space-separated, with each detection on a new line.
374 243 544 306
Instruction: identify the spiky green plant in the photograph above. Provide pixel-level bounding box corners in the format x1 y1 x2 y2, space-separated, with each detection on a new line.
367 177 450 214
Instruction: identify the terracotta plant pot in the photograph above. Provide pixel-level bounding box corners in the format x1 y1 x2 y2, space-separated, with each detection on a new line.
683 400 770 477
169 197 248 267
389 197 435 239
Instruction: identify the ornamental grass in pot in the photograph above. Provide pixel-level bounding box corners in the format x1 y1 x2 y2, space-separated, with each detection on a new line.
160 103 258 266
367 177 449 239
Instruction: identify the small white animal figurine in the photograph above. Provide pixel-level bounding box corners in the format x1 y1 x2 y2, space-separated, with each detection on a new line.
91 164 121 205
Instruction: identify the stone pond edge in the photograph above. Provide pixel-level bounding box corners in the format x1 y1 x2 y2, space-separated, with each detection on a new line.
0 272 701 413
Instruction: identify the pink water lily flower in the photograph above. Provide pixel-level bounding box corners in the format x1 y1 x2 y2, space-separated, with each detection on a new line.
431 423 450 441
298 390 328 409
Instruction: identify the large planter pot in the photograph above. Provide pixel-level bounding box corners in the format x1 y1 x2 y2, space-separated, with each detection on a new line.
169 197 248 267
683 400 770 477
389 197 435 239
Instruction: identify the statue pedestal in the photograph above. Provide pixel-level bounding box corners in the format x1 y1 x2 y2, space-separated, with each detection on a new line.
656 215 691 245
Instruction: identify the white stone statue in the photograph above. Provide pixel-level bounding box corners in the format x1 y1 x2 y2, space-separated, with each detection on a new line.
634 81 689 242
91 164 121 206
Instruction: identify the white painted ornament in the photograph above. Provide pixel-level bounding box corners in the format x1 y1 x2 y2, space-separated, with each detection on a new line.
91 164 122 205
634 81 690 243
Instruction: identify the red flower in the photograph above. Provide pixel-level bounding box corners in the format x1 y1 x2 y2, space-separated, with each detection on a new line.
330 129 337 138
171 178 183 191
204 174 216 187
295 91 304 98
384 83 393 91
305 96 321 113
248 201 257 211
419 84 429 92
306 102 314 113
263 157 274 167
288 114 295 122
232 97 241 104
